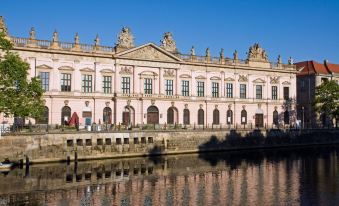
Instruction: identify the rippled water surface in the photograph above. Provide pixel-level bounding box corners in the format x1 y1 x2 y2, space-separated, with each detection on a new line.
0 145 338 206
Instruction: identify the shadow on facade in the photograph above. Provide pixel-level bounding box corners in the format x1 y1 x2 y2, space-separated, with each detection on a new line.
198 129 339 166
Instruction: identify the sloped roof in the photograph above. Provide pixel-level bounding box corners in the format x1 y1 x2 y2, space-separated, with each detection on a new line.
295 60 338 76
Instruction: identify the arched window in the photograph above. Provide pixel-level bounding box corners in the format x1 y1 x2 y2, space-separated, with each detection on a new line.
213 109 220 125
241 109 247 124
284 110 289 124
227 109 233 124
183 109 190 125
147 106 159 124
36 106 49 124
61 106 71 125
103 107 112 124
273 110 278 125
198 109 204 125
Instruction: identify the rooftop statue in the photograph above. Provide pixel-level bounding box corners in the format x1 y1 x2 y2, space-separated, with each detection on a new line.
0 16 8 35
190 46 195 56
52 30 58 42
233 50 238 60
247 43 269 62
160 32 177 53
116 27 134 48
29 27 36 40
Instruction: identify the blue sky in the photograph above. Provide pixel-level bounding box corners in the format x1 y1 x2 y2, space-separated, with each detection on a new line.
1 0 339 63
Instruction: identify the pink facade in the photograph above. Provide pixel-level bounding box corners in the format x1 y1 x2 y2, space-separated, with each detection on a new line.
1 24 298 128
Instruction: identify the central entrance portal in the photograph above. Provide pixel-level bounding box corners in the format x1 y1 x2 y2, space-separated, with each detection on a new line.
255 114 264 128
147 106 159 124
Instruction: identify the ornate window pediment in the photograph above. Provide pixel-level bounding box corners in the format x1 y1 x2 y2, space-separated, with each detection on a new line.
58 66 74 71
252 78 266 83
119 66 133 75
100 69 114 74
238 75 248 82
163 69 175 77
270 76 280 84
210 76 221 81
139 70 158 77
224 77 235 81
80 67 94 72
179 74 191 78
195 75 206 80
37 64 53 70
115 43 182 62
282 81 291 85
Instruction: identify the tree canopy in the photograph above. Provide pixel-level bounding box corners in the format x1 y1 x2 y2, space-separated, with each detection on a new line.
314 79 339 123
0 32 44 120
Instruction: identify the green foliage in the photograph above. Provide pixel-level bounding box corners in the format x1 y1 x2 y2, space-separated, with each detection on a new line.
314 80 339 121
0 32 45 119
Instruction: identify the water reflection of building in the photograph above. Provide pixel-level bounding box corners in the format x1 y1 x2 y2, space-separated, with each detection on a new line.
0 152 311 205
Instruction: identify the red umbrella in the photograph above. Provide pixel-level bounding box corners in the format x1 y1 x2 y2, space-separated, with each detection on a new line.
68 112 79 126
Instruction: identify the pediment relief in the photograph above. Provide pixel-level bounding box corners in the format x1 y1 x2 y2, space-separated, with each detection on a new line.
116 43 182 62
224 77 235 81
238 75 248 82
282 81 291 85
179 74 192 78
80 67 94 72
270 76 280 84
100 69 114 74
119 66 133 75
58 66 74 71
210 76 221 80
139 70 158 77
252 78 266 83
163 69 175 77
195 75 206 80
36 64 53 70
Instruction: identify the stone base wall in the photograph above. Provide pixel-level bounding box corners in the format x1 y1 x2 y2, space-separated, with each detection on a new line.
0 129 338 163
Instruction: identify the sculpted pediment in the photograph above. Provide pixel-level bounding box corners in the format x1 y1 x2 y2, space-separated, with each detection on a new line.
139 70 158 77
100 69 114 74
116 43 182 62
252 78 266 83
270 76 279 84
119 66 133 75
238 75 248 82
36 64 53 70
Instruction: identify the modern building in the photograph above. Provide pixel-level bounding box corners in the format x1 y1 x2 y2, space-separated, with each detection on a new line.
0 16 297 128
295 60 339 127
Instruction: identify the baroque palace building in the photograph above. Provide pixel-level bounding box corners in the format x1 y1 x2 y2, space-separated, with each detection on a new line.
0 16 297 128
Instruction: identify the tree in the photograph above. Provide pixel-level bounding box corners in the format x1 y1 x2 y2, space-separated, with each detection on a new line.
314 80 339 126
0 32 44 122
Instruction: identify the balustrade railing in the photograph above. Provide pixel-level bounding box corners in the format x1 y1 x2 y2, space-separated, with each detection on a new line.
9 36 296 69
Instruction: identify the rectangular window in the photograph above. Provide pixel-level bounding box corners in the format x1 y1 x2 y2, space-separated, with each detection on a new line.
226 83 233 98
39 72 49 91
121 77 130 94
272 86 277 100
212 82 219 97
182 80 189 96
103 76 112 94
283 87 289 100
82 74 92 93
197 81 204 97
256 85 262 99
240 84 246 99
165 79 173 95
60 73 71 92
144 78 152 94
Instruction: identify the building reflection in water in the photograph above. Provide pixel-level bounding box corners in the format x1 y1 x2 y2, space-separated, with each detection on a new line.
0 146 338 205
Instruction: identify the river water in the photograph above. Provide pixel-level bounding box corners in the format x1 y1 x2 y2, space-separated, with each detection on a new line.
0 145 338 206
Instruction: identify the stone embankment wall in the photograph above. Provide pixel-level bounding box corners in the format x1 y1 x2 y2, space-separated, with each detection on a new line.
0 129 338 163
